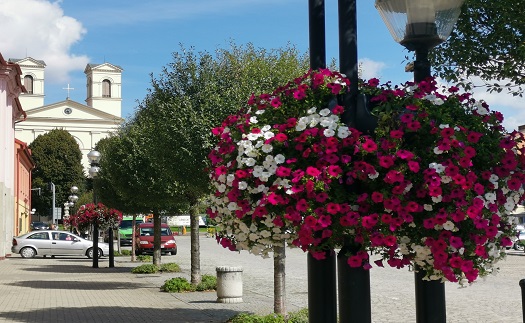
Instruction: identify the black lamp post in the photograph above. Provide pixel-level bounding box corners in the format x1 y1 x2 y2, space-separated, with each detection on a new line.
67 186 79 232
375 1 464 322
88 149 101 269
307 2 338 323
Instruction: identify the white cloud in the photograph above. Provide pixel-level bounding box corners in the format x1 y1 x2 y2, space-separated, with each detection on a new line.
0 0 89 84
359 58 387 80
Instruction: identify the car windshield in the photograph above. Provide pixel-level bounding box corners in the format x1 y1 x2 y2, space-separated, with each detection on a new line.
139 227 172 236
31 222 46 227
120 220 143 229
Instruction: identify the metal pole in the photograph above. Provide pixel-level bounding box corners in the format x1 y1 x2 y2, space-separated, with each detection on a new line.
309 0 326 70
520 279 525 323
337 243 371 323
93 222 99 268
108 227 114 268
338 0 358 127
337 1 372 322
51 182 56 226
411 47 446 323
307 251 337 323
415 269 446 323
413 48 431 83
307 1 337 322
92 188 99 269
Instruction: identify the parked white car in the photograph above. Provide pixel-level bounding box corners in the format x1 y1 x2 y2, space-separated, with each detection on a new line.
509 225 525 251
12 230 109 259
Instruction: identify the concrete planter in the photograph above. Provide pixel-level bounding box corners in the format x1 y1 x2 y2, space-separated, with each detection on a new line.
216 266 243 303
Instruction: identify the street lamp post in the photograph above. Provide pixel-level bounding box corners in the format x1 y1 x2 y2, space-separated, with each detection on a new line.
88 150 101 268
67 186 79 232
375 1 464 322
307 2 338 322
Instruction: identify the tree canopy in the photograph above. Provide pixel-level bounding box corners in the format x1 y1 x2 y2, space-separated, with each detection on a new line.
29 129 85 218
432 0 525 96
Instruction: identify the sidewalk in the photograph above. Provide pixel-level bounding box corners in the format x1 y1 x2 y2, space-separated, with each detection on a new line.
1 235 525 322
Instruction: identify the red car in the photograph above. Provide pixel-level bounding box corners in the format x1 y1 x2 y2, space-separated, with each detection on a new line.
135 223 177 256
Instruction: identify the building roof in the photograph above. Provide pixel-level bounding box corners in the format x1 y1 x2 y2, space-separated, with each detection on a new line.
7 57 46 67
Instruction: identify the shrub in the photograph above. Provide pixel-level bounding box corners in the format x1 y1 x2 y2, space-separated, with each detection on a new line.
227 309 308 323
195 274 217 291
159 263 181 273
135 255 151 262
131 264 159 274
120 249 131 256
228 313 285 323
161 277 195 293
287 308 308 323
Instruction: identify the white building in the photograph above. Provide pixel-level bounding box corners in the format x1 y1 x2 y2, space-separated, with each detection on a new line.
9 57 125 170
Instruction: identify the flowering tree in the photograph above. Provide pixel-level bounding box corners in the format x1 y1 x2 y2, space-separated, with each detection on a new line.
65 203 123 235
208 69 525 286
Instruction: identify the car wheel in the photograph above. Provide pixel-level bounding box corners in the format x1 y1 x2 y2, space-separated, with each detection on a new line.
87 248 103 259
171 248 177 256
515 243 525 251
20 247 36 258
134 249 141 256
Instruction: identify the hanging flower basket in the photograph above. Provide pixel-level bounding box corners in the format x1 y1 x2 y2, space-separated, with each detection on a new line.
65 203 123 233
207 69 525 285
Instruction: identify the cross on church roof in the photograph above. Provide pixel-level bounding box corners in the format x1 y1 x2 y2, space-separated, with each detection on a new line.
63 83 74 99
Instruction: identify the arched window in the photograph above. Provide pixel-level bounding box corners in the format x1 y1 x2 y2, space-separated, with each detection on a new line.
102 79 111 98
24 75 33 94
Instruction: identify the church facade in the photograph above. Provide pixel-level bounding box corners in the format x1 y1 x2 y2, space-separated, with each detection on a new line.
9 57 125 169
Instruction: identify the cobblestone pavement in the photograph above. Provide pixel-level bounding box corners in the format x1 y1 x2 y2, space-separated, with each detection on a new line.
1 234 524 322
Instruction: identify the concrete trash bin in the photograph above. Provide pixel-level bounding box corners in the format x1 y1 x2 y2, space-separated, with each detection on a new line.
216 266 243 303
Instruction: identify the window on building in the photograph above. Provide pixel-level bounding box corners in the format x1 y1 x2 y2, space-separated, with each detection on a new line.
102 79 111 98
24 75 33 94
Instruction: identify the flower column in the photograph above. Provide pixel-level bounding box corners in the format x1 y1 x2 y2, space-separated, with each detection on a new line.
88 150 101 269
375 1 464 322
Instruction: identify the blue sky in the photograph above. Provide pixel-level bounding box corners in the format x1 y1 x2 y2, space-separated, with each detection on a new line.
2 0 523 130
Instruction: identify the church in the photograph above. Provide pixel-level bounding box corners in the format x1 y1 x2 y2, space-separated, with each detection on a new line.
9 57 125 169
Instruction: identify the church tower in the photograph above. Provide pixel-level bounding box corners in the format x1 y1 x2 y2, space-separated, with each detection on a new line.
8 57 45 109
84 63 123 118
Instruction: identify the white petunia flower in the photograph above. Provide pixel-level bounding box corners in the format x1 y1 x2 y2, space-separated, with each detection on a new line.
337 127 350 138
261 125 271 132
244 158 256 166
319 108 331 116
307 107 317 114
443 221 455 231
264 131 275 140
274 154 285 164
250 116 258 124
238 181 248 190
262 144 273 153
324 129 335 137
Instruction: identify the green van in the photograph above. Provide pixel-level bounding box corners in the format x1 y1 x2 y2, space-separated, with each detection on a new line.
119 217 143 246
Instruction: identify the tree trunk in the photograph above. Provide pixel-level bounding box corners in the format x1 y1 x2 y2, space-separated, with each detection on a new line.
274 242 286 315
189 198 201 285
153 212 161 266
131 214 137 262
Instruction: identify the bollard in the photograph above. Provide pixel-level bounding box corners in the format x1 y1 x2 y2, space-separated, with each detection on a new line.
216 266 243 303
520 279 525 323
